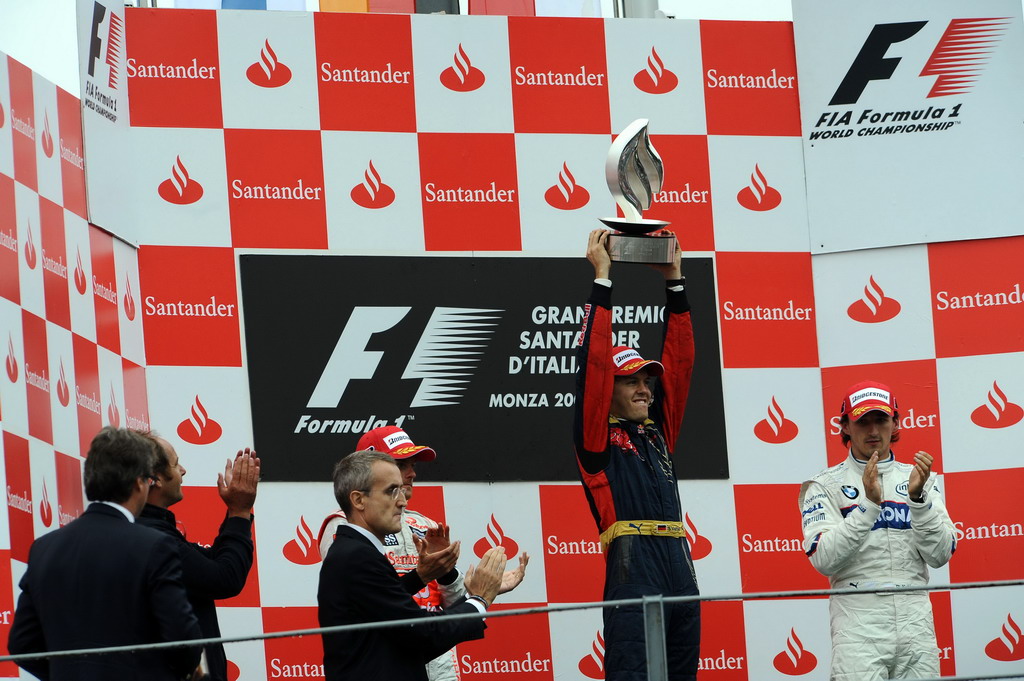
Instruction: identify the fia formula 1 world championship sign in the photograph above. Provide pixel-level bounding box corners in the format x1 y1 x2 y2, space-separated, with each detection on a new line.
793 0 1024 253
241 255 726 483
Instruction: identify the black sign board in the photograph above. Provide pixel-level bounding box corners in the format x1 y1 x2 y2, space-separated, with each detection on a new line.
241 255 727 482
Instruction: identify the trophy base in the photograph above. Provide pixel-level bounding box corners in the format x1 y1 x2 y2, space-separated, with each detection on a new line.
606 232 676 264
598 217 670 236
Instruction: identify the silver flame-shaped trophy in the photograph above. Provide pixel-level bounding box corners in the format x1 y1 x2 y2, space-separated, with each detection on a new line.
600 119 675 263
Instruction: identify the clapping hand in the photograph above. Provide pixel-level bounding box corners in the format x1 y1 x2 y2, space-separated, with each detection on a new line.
218 448 260 518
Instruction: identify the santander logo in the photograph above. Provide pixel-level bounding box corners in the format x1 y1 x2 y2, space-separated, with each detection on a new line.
24 223 37 269
684 512 712 560
246 40 292 88
177 395 223 445
847 276 901 323
39 480 53 528
158 156 204 205
227 660 241 681
986 613 1024 661
544 162 590 210
56 359 70 407
107 383 120 428
754 396 799 444
40 112 54 159
350 160 395 209
736 164 781 211
577 630 605 679
439 44 485 92
123 275 136 321
282 516 322 565
6 336 18 383
633 47 678 94
971 381 1024 429
74 249 88 295
772 628 817 675
473 514 520 558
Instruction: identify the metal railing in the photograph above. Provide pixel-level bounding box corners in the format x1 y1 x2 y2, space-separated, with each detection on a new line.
2 578 1022 680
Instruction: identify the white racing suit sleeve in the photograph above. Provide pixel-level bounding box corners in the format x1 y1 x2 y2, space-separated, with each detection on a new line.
318 514 346 560
909 476 957 568
437 570 466 608
799 480 881 577
413 512 467 609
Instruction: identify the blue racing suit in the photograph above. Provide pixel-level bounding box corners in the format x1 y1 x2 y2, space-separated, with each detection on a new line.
573 279 699 681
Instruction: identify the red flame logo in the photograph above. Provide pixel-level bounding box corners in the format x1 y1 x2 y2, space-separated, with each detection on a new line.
74 248 88 295
350 160 396 209
5 335 18 383
158 156 204 205
56 359 70 407
473 514 520 558
227 660 241 681
39 479 53 528
971 381 1024 429
439 44 485 92
737 164 782 211
544 163 590 210
753 396 799 444
772 628 817 675
986 613 1024 661
246 40 292 88
283 516 322 565
107 382 120 427
847 275 901 323
176 395 224 445
633 47 678 94
122 274 136 321
578 630 605 679
683 512 712 560
24 223 37 269
41 111 54 159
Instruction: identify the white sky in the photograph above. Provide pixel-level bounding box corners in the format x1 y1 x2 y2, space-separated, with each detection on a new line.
0 0 794 96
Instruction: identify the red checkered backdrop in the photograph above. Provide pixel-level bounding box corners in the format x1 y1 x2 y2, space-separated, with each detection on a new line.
0 0 1021 678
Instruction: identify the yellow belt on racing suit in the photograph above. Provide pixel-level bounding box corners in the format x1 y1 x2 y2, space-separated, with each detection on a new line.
599 520 685 552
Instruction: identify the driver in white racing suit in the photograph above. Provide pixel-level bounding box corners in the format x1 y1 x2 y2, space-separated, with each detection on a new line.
318 426 528 681
799 381 956 681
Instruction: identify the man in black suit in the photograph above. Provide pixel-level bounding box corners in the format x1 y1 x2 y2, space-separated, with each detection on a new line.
137 433 259 681
319 450 507 681
8 427 203 681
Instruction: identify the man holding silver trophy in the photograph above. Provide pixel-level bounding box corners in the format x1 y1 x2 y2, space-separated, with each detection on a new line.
571 118 700 681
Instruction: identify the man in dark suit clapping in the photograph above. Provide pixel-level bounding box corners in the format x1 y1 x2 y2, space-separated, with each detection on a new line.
8 427 203 681
319 450 506 681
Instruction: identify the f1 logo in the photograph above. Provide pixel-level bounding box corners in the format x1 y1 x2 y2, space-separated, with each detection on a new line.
86 0 124 89
830 18 1010 105
306 306 503 409
830 22 926 105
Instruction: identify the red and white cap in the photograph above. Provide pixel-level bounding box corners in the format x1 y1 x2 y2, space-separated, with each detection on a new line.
356 426 437 462
840 381 898 422
611 346 664 377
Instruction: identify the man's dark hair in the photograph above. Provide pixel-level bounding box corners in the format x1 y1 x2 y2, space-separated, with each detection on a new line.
84 427 158 503
333 450 396 514
134 430 171 477
839 413 901 447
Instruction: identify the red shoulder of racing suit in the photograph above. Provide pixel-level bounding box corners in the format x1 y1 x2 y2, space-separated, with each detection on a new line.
572 280 694 530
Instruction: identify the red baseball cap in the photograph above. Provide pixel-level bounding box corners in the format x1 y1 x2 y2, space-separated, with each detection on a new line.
611 346 664 377
356 426 437 462
840 381 898 422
